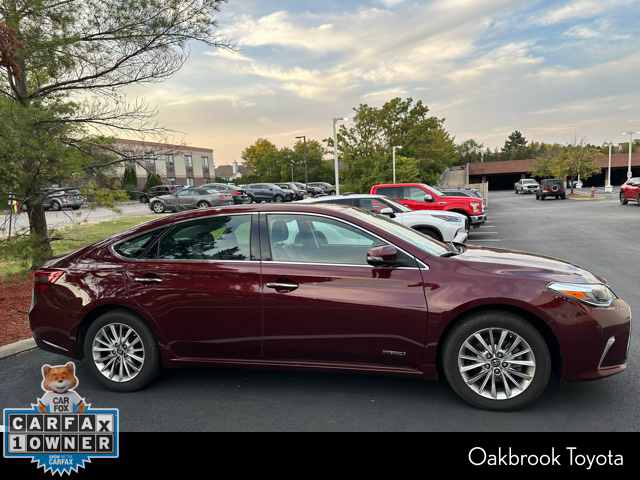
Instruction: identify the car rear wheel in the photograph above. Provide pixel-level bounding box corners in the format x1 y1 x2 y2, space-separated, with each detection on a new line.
197 201 211 209
51 201 62 211
84 310 162 392
140 195 150 204
442 310 551 411
620 193 628 205
151 202 165 214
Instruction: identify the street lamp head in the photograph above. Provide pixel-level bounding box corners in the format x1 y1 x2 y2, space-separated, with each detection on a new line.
334 117 350 123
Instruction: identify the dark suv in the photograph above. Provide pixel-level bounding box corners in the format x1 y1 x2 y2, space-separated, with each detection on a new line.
140 185 185 204
244 184 296 203
536 179 566 200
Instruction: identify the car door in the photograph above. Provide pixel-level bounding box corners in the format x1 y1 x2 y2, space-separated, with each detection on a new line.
399 186 439 211
630 179 640 201
175 189 198 210
125 214 263 359
260 212 429 369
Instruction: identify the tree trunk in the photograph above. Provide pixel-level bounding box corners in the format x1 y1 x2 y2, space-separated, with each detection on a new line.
27 200 52 269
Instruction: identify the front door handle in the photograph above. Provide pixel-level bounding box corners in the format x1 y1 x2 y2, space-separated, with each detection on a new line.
134 276 162 284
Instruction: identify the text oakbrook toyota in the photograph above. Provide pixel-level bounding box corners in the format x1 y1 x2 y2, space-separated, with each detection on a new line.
468 447 624 469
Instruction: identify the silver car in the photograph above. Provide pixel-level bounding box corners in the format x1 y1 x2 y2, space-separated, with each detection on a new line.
149 187 233 213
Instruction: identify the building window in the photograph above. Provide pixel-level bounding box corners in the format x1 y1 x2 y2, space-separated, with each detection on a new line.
203 177 210 184
185 155 193 168
167 177 176 185
166 154 174 166
124 151 135 168
202 156 209 168
187 177 195 187
144 153 155 167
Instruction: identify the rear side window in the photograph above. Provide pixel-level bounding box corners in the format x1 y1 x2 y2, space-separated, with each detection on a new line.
152 216 252 261
113 229 165 259
375 187 399 199
323 198 356 206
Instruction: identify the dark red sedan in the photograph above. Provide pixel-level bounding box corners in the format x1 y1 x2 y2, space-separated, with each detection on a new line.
29 204 631 411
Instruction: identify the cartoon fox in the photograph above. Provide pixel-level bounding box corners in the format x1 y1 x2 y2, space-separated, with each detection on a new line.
38 362 86 414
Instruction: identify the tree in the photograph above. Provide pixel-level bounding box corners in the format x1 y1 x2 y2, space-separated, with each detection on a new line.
456 139 485 165
335 98 457 192
531 143 601 194
0 1 232 267
501 131 529 160
122 167 138 200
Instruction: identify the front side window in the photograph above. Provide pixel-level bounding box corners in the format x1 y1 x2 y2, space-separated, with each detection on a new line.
153 216 252 261
404 187 426 202
267 214 381 266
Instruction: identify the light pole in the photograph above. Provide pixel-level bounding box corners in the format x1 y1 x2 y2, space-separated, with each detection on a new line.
622 131 640 180
333 117 349 195
604 142 613 192
295 135 308 189
392 146 403 183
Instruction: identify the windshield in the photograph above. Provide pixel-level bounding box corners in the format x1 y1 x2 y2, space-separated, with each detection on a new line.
424 185 445 197
349 209 450 257
523 179 537 184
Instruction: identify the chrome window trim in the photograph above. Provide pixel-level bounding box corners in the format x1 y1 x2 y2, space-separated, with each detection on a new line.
264 211 429 270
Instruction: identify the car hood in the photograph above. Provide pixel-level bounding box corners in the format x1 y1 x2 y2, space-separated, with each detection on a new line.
401 210 466 221
454 245 606 284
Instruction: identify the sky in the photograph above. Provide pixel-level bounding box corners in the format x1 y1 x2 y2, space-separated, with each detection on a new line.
125 0 640 167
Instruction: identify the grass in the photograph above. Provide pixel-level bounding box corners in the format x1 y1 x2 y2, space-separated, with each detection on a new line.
1 215 159 277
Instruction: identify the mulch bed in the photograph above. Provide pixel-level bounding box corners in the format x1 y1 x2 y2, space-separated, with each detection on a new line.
0 274 33 347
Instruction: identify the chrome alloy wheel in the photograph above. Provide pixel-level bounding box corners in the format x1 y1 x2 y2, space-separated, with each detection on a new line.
92 323 145 383
458 328 536 400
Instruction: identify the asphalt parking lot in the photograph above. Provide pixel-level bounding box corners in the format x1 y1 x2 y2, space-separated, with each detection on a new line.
1 189 638 432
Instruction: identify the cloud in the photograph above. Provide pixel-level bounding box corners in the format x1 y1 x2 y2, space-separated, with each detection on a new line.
533 0 640 25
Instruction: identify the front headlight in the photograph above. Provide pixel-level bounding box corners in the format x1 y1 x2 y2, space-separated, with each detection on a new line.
548 282 616 308
470 202 481 212
432 215 462 223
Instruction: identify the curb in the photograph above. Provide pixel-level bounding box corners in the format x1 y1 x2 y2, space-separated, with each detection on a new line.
0 338 36 359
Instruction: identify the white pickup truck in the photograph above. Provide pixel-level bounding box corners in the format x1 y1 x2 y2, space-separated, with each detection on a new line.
514 179 540 194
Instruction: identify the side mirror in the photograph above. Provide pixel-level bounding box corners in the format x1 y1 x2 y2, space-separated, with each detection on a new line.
367 245 398 267
424 194 435 203
380 207 396 218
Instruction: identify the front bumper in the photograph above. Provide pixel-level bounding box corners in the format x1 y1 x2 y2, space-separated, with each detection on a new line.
553 297 632 382
453 229 469 244
470 214 487 227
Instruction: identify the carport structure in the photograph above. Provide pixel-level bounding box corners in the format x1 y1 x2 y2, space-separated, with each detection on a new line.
468 153 640 190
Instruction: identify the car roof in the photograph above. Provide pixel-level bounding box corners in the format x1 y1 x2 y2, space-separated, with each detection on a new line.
300 194 385 202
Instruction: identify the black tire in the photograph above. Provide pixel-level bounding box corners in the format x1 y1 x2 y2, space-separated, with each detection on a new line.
561 195 566 200
620 193 628 205
151 201 165 214
416 227 443 242
72 206 80 210
140 195 150 204
83 310 162 392
197 201 211 209
273 194 284 203
247 195 255 204
51 200 62 211
515 189 519 194
535 194 539 200
442 310 551 411
329 190 336 196
540 195 545 201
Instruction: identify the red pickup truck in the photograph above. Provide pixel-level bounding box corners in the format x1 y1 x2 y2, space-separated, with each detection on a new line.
370 183 487 227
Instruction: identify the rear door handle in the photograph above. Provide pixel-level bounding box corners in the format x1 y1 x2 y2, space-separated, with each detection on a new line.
134 277 162 284
266 281 299 291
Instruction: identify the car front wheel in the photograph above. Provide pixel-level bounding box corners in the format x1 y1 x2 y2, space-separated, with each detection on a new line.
83 310 162 392
620 193 628 205
442 310 551 411
152 202 165 214
274 194 284 203
51 201 62 211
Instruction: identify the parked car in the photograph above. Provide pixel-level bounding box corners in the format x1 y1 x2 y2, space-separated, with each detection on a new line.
536 179 566 200
275 183 307 201
29 203 631 411
307 182 336 195
620 177 640 205
514 179 539 195
294 183 325 197
148 188 233 213
21 187 86 212
301 194 468 243
244 184 296 203
371 183 486 228
140 185 185 204
201 183 250 205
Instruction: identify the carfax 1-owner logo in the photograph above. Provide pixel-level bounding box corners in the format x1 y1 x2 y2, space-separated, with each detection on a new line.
3 362 119 475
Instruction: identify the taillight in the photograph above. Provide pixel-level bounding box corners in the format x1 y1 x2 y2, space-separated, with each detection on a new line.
34 270 64 293
220 195 227 199
232 191 241 195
